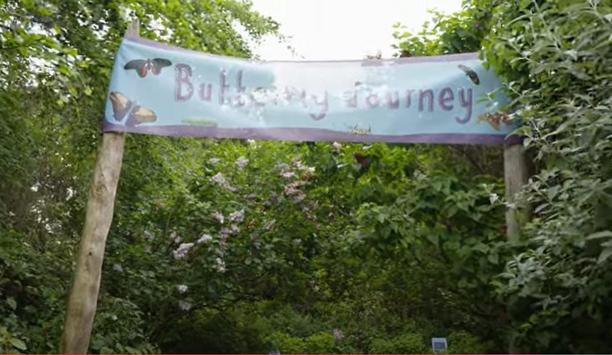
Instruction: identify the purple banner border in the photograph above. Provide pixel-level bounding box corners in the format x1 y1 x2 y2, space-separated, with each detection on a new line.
102 122 521 145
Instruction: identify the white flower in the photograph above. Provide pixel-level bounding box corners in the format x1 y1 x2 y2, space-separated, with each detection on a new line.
143 230 154 240
235 156 249 169
210 172 236 192
212 211 224 224
489 193 499 204
211 172 227 185
281 171 295 178
247 139 256 145
170 231 181 244
215 257 226 273
220 228 231 238
293 160 306 170
208 157 220 165
284 180 305 196
229 209 244 223
333 328 344 340
112 264 123 273
176 284 188 293
332 141 342 152
173 242 194 259
303 166 315 177
178 300 192 311
197 234 213 244
275 162 289 171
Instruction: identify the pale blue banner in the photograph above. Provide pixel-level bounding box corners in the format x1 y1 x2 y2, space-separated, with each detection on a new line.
103 36 517 144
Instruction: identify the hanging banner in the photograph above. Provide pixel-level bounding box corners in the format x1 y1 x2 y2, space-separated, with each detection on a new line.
103 36 517 144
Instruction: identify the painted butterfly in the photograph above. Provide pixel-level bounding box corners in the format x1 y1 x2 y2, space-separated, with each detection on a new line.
480 112 511 130
124 58 172 77
109 91 157 127
457 64 480 85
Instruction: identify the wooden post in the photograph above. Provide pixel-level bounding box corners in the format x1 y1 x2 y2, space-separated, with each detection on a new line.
504 142 530 353
59 20 138 354
503 143 529 241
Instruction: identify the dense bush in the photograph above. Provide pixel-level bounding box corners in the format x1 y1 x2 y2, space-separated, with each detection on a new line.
482 0 612 352
394 0 612 351
370 333 428 354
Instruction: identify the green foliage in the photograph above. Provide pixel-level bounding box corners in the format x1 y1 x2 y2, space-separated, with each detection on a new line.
266 332 306 354
5 0 609 353
393 0 495 56
0 0 277 353
0 326 27 353
480 0 612 352
89 298 159 354
447 330 489 354
304 331 336 353
395 0 612 352
370 333 428 354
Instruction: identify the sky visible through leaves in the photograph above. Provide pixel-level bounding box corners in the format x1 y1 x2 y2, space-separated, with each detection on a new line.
251 0 462 60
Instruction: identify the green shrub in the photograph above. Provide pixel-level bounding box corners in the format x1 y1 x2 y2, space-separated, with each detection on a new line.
447 331 487 354
370 332 428 354
90 297 158 354
304 331 335 353
265 331 306 354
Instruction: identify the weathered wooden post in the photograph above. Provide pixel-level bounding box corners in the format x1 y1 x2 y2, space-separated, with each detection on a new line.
59 20 138 354
503 142 529 240
504 142 530 353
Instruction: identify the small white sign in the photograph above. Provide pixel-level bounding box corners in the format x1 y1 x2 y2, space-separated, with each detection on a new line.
432 337 448 353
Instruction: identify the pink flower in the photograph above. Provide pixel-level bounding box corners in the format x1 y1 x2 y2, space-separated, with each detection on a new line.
211 172 227 185
229 210 245 223
264 219 276 231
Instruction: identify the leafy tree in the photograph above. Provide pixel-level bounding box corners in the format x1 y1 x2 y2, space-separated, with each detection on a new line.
395 0 612 352
1 0 277 352
482 0 612 352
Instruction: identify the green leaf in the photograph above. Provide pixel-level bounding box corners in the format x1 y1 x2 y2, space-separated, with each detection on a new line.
7 297 16 310
598 248 612 264
10 338 27 351
586 231 612 240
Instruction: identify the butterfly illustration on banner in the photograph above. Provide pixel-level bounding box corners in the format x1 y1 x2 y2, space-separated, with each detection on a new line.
479 112 512 131
457 64 480 85
109 91 157 127
124 58 172 77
